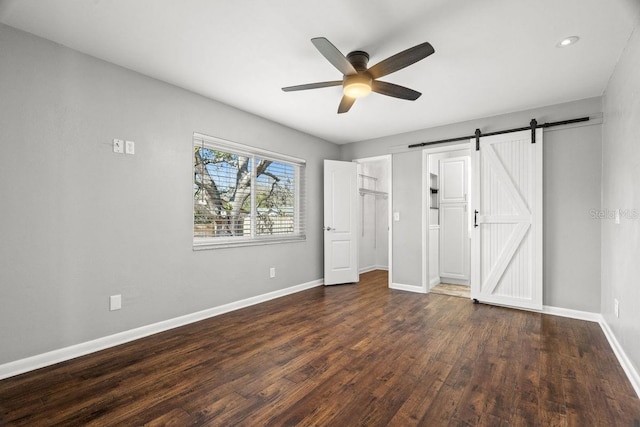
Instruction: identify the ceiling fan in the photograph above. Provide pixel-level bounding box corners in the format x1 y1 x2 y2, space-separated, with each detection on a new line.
282 37 435 114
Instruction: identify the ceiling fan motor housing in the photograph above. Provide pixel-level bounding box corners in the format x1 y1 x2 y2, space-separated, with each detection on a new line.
346 50 370 71
343 51 373 98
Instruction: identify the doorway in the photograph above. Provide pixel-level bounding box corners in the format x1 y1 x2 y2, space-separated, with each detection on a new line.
422 129 543 309
422 144 471 297
353 155 392 287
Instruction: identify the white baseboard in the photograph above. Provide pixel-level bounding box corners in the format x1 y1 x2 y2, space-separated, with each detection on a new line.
0 278 324 381
439 277 469 286
359 265 389 273
429 277 440 288
541 305 602 322
390 282 427 294
598 317 640 399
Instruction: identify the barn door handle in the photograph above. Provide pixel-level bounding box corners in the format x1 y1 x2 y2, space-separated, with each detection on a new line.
474 210 479 228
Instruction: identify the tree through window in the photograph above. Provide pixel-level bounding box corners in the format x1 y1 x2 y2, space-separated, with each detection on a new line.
193 134 305 248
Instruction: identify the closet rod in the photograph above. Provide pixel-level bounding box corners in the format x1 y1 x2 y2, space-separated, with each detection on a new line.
407 116 590 149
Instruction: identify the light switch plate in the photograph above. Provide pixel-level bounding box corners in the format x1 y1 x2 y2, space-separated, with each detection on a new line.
113 139 124 154
393 212 400 222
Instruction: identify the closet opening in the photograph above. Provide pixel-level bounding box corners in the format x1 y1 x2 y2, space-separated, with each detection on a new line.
353 155 392 287
423 144 471 298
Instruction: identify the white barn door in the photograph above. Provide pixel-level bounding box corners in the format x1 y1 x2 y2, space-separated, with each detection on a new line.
324 160 359 285
471 129 543 310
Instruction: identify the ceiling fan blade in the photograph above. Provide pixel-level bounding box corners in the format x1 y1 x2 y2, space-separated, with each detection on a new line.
338 96 356 114
282 81 343 92
371 80 422 100
368 42 434 79
311 37 357 76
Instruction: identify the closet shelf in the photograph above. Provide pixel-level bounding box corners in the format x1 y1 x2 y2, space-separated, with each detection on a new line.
359 188 388 198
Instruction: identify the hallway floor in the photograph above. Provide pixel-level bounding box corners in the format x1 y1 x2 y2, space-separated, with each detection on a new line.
430 282 471 299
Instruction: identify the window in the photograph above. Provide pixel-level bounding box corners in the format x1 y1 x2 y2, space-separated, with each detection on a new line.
193 133 305 249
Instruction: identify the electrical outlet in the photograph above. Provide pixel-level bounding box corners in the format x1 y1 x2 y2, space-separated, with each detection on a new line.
270 267 276 278
113 139 124 154
614 298 619 318
110 294 122 311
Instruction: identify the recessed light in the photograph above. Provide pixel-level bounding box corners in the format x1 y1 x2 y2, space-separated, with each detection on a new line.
557 36 579 48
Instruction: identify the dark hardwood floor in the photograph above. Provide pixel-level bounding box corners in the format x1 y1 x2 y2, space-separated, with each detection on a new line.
1 270 639 426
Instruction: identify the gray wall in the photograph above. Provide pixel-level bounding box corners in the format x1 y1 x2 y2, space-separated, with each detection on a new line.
602 24 640 376
543 123 601 312
0 24 339 365
391 152 423 285
342 97 603 311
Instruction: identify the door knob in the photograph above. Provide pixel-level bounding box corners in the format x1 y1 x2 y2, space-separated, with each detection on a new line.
324 226 333 231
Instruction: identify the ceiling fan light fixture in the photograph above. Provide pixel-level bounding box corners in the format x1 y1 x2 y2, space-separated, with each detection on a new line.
344 82 371 98
343 74 372 98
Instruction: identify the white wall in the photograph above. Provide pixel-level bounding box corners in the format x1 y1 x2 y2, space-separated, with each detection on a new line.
0 24 339 365
342 97 603 311
602 23 640 378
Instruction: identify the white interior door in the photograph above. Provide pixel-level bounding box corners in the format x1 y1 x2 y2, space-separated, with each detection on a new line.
439 156 470 282
324 160 359 285
439 157 468 204
471 129 543 310
440 204 469 281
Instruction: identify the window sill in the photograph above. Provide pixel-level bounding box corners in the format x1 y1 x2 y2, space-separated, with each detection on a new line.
193 235 306 251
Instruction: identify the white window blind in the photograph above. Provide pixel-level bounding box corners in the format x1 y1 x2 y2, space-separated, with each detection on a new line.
193 133 306 249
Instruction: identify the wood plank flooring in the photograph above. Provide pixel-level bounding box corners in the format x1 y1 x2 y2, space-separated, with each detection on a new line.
1 270 639 426
430 283 471 299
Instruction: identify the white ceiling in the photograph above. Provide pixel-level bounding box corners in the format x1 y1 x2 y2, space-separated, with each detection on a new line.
1 0 639 144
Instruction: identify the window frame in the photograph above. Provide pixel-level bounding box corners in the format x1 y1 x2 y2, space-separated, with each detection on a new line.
193 133 306 250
